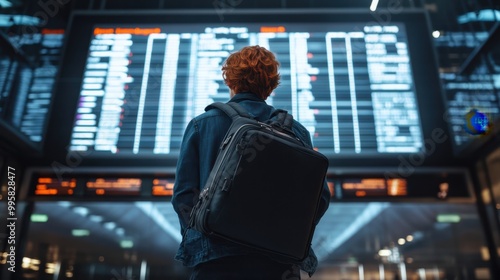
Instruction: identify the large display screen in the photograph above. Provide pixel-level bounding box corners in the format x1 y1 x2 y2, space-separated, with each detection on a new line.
68 23 423 156
434 31 500 155
1 29 64 144
46 11 450 164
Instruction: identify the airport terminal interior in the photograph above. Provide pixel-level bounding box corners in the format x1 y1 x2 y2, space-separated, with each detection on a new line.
0 0 499 279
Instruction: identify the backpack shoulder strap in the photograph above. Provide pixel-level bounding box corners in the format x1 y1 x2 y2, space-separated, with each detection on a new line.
269 109 294 130
205 102 253 120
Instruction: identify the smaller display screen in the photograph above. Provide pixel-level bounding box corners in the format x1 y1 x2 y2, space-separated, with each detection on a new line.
434 31 500 153
151 178 174 196
85 178 141 196
1 29 64 143
337 173 469 199
0 54 15 114
386 178 408 196
342 178 394 197
34 177 76 196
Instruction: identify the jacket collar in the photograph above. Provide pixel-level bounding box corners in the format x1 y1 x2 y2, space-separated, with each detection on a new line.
229 92 266 103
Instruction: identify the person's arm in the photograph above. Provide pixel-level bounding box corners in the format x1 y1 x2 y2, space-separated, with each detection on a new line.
172 119 200 235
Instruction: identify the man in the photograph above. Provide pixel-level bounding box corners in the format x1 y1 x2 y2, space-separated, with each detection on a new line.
172 45 330 279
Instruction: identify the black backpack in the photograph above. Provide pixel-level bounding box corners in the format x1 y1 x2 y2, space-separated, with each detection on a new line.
188 101 329 262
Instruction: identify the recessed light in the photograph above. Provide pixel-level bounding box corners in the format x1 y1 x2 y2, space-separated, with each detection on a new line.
71 229 90 237
31 214 48 223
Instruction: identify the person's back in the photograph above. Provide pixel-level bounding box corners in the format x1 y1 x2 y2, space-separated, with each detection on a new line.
172 45 331 279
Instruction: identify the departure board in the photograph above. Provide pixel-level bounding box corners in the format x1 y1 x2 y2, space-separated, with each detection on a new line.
85 178 141 196
20 29 65 142
68 23 423 156
434 31 500 152
152 178 174 196
0 54 15 115
341 178 407 197
1 29 64 143
441 73 499 147
34 177 76 196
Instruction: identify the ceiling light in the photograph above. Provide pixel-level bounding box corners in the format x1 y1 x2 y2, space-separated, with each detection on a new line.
115 228 125 236
120 240 134 248
406 235 414 242
370 0 379 12
0 0 13 8
432 30 441 38
71 229 90 237
46 263 55 269
378 249 392 257
436 214 461 223
104 222 116 230
31 214 48 223
57 201 72 207
89 215 103 223
72 207 89 216
398 238 406 245
30 264 40 271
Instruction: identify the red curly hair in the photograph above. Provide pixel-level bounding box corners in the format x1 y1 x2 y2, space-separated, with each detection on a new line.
222 45 280 100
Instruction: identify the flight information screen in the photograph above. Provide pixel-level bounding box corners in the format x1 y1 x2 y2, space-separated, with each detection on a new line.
68 23 423 156
1 29 64 143
434 31 500 153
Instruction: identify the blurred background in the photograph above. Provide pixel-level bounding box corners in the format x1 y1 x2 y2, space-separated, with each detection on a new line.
0 0 499 279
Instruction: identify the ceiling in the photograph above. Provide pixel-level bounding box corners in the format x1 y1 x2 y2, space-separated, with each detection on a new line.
20 201 486 274
1 0 498 75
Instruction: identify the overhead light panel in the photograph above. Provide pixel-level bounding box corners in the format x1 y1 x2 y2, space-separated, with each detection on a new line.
57 201 72 207
0 0 13 8
378 249 392 257
120 240 134 248
104 222 116 230
89 215 103 223
31 214 48 223
436 214 461 223
71 229 90 237
370 0 379 12
115 228 125 236
72 206 89 216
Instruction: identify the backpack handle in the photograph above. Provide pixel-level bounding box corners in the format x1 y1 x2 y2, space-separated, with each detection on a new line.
206 102 293 130
268 109 293 130
205 102 253 120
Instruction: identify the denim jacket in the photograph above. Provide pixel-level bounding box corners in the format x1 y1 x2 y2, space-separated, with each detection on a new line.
171 92 331 275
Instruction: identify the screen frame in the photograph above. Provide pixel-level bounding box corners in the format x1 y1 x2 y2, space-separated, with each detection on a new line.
44 9 455 168
0 33 44 156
